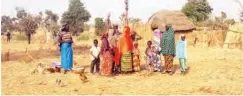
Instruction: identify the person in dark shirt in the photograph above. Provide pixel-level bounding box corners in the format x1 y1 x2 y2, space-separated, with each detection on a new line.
6 32 11 42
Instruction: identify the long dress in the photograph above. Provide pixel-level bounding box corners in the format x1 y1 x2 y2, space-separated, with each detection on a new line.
100 51 113 76
160 24 175 72
115 26 133 72
100 36 113 76
61 42 73 70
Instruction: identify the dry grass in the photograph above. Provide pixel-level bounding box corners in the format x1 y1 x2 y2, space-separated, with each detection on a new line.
1 42 242 95
1 28 242 95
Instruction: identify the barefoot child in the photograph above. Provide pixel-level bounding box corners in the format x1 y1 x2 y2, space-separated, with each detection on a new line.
176 34 187 74
145 41 153 71
90 39 101 74
133 41 140 72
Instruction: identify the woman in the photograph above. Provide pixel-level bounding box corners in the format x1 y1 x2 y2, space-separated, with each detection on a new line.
160 24 175 75
115 26 133 73
100 32 113 76
110 24 121 74
58 24 73 74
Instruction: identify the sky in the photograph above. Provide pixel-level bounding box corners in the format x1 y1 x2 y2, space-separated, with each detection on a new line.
1 0 243 24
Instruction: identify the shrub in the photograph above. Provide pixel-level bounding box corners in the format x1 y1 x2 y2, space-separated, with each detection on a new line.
15 34 27 41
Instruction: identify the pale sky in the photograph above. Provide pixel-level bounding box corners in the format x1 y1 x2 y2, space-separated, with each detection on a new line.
1 0 243 24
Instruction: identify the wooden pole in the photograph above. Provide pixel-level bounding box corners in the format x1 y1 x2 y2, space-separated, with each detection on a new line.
125 0 129 26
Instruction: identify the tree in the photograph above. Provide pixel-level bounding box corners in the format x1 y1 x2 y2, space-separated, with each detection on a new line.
182 0 213 22
84 24 90 31
61 0 91 36
129 17 141 27
1 16 13 33
15 7 27 19
15 7 39 44
234 0 243 22
94 17 105 36
44 10 60 34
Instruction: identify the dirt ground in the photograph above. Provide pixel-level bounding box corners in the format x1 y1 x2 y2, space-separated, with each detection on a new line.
1 41 243 95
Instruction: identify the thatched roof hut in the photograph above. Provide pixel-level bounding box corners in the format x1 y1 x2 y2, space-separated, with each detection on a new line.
147 10 195 32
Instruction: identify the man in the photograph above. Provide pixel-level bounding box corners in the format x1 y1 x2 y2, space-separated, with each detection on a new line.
6 31 11 42
160 24 176 75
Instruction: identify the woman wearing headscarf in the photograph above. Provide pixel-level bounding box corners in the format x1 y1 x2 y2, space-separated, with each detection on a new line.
160 24 175 75
115 26 133 73
151 24 162 72
58 24 73 74
176 34 187 74
100 32 113 76
110 24 121 74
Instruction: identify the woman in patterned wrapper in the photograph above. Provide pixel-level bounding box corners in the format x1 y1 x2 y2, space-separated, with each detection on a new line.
100 32 113 76
160 24 176 75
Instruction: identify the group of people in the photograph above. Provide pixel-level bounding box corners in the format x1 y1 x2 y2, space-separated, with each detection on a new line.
58 23 188 75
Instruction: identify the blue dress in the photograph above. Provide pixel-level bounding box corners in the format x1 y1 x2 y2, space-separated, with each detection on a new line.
61 42 73 70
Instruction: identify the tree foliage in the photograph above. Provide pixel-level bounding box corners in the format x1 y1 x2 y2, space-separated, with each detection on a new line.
129 17 141 27
43 10 60 33
1 16 15 33
94 17 105 36
182 0 213 22
14 7 39 44
61 0 91 36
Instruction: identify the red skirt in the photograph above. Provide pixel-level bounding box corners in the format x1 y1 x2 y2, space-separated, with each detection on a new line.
100 51 113 76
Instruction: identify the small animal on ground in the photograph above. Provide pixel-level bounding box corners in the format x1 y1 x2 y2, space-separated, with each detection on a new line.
79 73 88 83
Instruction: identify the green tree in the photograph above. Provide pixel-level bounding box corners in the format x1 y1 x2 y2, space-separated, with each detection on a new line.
182 0 213 22
84 24 90 31
129 17 141 27
44 10 60 34
94 17 105 36
234 0 243 22
221 11 227 19
15 7 39 44
1 16 14 33
61 0 91 36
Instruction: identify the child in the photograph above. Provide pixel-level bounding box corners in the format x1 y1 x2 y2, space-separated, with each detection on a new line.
176 34 187 74
90 39 101 74
145 41 153 71
133 41 140 72
151 45 162 72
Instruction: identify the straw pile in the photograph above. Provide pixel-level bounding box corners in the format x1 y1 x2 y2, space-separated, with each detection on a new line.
224 22 243 49
147 10 195 32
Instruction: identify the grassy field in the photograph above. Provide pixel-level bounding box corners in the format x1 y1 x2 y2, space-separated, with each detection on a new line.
1 30 242 95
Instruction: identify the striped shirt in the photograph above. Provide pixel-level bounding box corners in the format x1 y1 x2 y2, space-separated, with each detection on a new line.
58 31 72 43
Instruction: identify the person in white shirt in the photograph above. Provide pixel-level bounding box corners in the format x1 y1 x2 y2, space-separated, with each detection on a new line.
90 39 101 74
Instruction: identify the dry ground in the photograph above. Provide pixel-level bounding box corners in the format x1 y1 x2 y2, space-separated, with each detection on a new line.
1 40 242 95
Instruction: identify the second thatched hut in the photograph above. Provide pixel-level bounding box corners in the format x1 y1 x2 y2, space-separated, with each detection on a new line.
146 10 196 45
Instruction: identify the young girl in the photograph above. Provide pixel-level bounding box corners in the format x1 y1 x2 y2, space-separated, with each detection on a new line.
176 34 187 74
145 41 153 71
133 41 140 72
151 45 162 72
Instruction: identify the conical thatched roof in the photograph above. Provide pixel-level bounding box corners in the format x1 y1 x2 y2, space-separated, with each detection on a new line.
147 10 195 32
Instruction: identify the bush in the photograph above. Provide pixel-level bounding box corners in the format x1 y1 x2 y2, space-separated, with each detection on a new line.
94 17 105 36
14 34 27 41
76 34 90 41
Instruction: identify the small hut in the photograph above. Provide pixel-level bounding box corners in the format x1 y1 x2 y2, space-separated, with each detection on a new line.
146 10 196 45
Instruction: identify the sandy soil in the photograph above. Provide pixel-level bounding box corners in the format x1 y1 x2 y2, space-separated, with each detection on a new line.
1 41 242 95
